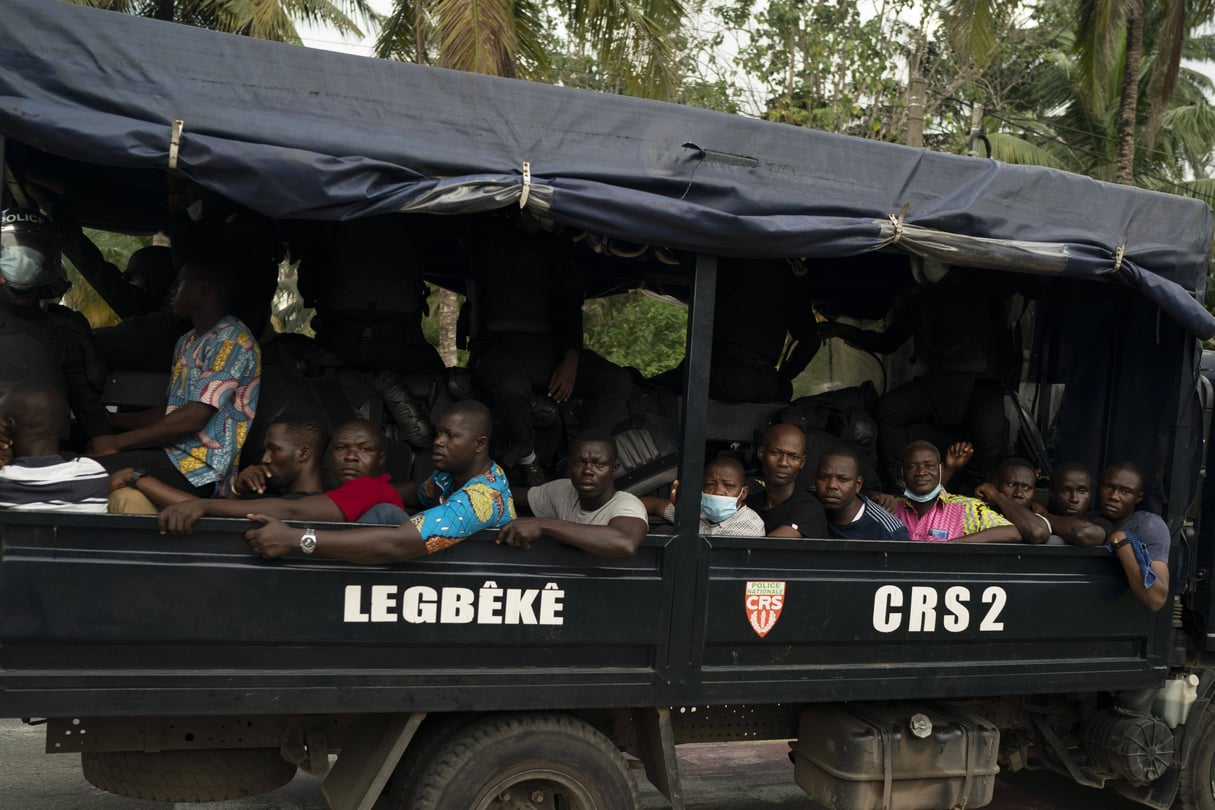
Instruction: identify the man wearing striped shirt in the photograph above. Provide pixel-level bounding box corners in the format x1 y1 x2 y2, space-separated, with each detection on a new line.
0 383 108 512
815 445 909 540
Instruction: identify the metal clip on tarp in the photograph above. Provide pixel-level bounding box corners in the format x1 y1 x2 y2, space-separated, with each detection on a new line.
168 119 184 170
519 161 531 209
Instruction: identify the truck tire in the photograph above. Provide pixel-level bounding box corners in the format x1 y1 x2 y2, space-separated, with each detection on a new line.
406 713 639 810
1180 705 1215 810
81 748 297 802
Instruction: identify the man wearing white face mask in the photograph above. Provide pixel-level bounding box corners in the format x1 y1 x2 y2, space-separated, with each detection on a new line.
644 455 766 537
890 440 1019 543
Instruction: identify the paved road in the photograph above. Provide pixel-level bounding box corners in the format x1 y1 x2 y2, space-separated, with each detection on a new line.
0 719 1142 809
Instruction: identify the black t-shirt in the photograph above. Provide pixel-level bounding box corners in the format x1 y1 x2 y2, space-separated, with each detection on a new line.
746 484 828 538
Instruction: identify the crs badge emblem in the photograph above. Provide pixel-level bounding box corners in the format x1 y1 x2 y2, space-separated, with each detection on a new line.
745 581 786 638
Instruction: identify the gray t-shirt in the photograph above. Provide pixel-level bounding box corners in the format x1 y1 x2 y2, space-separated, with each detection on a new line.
1121 510 1172 564
527 479 647 525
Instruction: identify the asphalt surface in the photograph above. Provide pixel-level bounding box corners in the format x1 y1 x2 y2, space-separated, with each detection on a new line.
0 719 1144 809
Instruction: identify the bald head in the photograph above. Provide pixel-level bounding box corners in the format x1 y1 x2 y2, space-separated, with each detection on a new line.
441 400 493 441
757 422 807 490
0 383 67 456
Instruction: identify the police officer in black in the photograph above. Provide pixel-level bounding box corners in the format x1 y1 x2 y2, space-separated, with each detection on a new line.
464 211 632 486
0 209 110 443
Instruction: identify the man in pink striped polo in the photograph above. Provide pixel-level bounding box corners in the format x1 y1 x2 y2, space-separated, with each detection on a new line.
891 441 1021 543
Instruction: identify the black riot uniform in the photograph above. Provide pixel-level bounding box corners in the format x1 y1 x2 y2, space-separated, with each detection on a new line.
0 209 111 442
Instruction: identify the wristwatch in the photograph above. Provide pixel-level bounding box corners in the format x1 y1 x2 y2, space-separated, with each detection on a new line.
127 468 147 489
1110 537 1132 553
300 528 318 554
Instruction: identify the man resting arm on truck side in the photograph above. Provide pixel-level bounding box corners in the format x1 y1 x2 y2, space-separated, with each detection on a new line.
1032 463 1110 546
498 429 648 558
974 457 1052 544
157 418 398 532
244 401 515 563
891 441 1021 544
1096 462 1171 612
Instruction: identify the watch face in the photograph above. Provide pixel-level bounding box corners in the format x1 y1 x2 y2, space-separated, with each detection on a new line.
300 532 317 553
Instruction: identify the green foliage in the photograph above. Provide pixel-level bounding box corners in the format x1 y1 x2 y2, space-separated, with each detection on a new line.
68 0 375 44
583 292 686 377
733 0 914 138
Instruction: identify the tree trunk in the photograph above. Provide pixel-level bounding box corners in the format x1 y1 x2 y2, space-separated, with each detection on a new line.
154 0 174 21
1114 0 1143 185
437 289 459 367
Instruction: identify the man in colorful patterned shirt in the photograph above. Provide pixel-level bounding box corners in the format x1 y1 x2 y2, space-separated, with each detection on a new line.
243 401 515 562
891 441 1020 543
88 253 260 497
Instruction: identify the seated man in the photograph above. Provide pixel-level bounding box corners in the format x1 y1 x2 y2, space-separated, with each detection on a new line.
243 401 514 562
745 423 828 538
973 457 1051 544
1033 463 1109 546
87 252 261 497
888 440 1019 543
1098 462 1170 611
0 384 108 512
815 445 908 540
157 418 399 532
498 429 648 557
109 416 326 513
643 455 767 537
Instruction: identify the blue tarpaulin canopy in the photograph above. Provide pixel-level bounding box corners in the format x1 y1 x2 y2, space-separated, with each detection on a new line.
1 0 1213 334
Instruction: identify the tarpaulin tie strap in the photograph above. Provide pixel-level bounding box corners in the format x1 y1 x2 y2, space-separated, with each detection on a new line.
889 203 909 244
168 119 184 170
519 161 531 209
1112 243 1126 274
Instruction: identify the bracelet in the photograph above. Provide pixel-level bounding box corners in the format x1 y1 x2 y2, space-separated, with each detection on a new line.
1110 537 1132 552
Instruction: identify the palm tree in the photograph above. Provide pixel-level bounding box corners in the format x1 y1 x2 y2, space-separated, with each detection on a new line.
374 0 685 101
66 0 375 45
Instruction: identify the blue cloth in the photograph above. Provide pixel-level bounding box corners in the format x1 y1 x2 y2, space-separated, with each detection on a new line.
357 503 409 525
1122 530 1159 590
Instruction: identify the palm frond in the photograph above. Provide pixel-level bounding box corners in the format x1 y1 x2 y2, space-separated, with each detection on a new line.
944 0 998 69
987 131 1072 170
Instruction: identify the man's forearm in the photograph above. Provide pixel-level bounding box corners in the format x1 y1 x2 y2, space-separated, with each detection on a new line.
111 404 212 452
1050 514 1108 546
986 493 1049 544
955 524 1022 544
314 523 429 563
532 517 644 558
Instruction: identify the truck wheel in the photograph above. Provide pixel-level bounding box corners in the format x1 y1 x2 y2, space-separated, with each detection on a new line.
81 748 297 802
1180 705 1215 810
406 713 639 810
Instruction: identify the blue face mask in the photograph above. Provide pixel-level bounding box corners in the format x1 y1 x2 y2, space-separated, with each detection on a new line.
903 483 943 503
701 492 740 523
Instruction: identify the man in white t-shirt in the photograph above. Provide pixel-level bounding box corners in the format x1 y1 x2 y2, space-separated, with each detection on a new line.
497 430 647 558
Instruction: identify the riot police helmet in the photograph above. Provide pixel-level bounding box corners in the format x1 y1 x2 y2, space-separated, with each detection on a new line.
0 208 69 299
